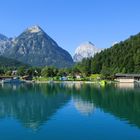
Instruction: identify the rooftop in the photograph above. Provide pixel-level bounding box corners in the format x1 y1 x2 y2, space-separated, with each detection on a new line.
115 74 140 77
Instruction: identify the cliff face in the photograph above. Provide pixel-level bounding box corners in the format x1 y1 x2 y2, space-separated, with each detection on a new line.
73 42 100 62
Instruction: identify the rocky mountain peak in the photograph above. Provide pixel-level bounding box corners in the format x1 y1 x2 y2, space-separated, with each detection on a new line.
0 33 11 55
26 25 43 33
0 33 8 41
1 25 73 68
75 42 96 53
73 41 101 62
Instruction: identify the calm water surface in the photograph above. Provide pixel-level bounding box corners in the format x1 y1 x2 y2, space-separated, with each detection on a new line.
0 83 140 140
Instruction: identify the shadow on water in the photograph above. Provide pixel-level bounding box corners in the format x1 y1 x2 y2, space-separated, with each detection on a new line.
0 82 140 130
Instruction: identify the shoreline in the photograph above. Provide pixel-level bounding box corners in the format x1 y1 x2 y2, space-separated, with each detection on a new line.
33 80 116 84
34 80 98 84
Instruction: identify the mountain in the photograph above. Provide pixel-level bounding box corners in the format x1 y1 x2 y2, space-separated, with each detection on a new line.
0 34 8 41
77 33 140 74
0 34 11 55
2 26 73 68
0 56 28 67
0 35 27 67
73 42 100 62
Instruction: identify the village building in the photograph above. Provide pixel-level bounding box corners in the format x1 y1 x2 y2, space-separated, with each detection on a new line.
115 74 140 83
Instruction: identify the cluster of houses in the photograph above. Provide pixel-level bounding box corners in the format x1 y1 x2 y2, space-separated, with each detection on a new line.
60 74 140 83
59 74 81 81
1 69 140 83
0 70 33 84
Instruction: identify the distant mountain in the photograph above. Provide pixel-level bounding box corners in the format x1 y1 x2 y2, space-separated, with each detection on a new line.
0 34 8 41
1 25 73 68
0 34 11 55
73 42 101 62
0 35 28 67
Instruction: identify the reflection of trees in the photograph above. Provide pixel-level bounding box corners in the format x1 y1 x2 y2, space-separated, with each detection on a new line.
0 83 140 129
0 84 70 130
71 84 140 128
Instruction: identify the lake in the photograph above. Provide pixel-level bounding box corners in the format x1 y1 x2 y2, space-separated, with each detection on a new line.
0 83 140 140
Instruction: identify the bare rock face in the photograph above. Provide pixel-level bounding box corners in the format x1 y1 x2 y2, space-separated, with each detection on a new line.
0 34 12 55
1 25 73 68
73 42 101 62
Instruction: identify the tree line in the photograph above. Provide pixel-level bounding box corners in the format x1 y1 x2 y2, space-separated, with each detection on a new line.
1 33 140 80
76 32 140 78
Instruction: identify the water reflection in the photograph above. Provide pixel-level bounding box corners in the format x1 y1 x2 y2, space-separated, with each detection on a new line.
74 98 95 116
116 83 134 89
0 83 140 130
60 83 140 128
71 84 140 128
0 83 70 130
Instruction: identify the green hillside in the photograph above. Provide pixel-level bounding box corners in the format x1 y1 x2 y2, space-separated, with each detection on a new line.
0 56 28 68
76 33 140 74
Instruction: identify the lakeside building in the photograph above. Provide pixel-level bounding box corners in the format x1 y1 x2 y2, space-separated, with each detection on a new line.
115 74 140 83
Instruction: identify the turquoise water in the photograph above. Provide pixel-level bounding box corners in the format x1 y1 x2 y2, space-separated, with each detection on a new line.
0 83 140 140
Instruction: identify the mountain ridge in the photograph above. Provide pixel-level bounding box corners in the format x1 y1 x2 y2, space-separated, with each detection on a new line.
0 25 73 68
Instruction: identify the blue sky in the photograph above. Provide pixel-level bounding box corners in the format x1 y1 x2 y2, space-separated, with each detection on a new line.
0 0 140 55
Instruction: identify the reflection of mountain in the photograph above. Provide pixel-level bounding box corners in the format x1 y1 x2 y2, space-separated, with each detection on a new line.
74 98 95 116
0 84 70 130
71 84 140 128
0 83 140 130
